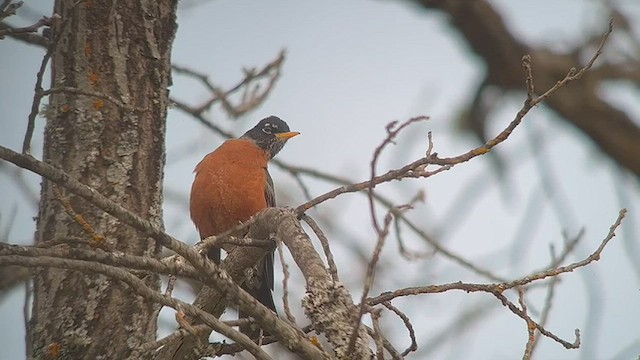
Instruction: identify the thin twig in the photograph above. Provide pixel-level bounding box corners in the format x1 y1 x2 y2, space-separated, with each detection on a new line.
0 255 273 360
522 55 536 101
22 12 65 155
301 214 339 282
367 117 428 232
276 235 296 326
366 209 625 351
172 50 285 117
0 146 327 359
202 234 273 249
347 117 428 354
0 243 201 281
368 208 626 306
527 238 572 357
138 324 211 353
285 162 505 281
364 325 403 360
161 215 274 265
370 309 385 360
532 19 614 106
517 288 536 359
0 21 48 46
0 16 50 38
295 25 613 215
382 301 418 356
391 191 432 260
214 324 316 356
0 0 21 22
494 290 579 350
530 264 560 356
174 72 503 282
347 211 394 354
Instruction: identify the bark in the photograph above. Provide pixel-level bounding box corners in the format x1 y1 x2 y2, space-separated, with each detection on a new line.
159 230 275 360
29 1 177 359
154 208 369 360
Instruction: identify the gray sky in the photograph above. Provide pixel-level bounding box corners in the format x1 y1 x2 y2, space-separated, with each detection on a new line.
1 1 639 359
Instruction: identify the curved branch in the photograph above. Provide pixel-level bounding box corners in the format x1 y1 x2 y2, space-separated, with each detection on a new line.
0 145 328 360
0 255 272 359
417 0 640 176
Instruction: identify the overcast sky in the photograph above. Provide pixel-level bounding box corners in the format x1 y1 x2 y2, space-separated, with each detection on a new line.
1 1 639 359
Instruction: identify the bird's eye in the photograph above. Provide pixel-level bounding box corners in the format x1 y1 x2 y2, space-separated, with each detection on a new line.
262 123 277 134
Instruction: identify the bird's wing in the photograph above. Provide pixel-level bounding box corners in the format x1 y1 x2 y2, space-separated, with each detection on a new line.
263 169 275 293
264 169 276 207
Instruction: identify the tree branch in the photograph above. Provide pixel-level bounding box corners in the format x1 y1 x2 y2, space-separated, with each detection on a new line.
417 0 640 176
0 145 328 359
0 255 272 359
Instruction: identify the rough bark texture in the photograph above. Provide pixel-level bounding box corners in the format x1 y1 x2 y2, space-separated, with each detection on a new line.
29 1 177 359
161 232 274 360
417 0 640 176
273 209 372 359
154 208 367 360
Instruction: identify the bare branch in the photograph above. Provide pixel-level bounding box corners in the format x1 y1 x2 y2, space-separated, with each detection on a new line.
296 13 614 215
0 16 50 39
364 325 403 360
22 11 65 155
0 146 328 359
171 50 285 117
0 0 22 22
382 301 418 357
369 208 625 305
0 242 200 280
284 161 505 281
531 19 614 106
347 211 394 354
139 324 211 354
301 214 340 282
276 235 297 326
518 288 536 359
0 21 48 46
365 209 625 351
0 255 272 359
494 290 579 350
370 309 384 359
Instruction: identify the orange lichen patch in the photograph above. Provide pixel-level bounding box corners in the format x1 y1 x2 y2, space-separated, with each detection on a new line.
47 342 61 358
93 99 105 110
60 104 72 113
52 185 106 247
310 335 322 348
472 147 490 156
84 42 92 57
88 70 100 89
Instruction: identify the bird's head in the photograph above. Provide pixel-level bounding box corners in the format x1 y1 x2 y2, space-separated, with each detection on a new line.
241 116 300 158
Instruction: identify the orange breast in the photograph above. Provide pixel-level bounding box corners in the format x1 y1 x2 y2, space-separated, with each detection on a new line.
190 139 270 239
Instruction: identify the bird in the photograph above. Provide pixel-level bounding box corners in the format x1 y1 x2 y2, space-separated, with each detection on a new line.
189 116 299 336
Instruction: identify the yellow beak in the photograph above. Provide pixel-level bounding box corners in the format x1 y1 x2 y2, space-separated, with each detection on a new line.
275 131 300 140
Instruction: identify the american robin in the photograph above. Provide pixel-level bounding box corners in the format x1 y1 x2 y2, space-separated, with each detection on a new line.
189 116 299 335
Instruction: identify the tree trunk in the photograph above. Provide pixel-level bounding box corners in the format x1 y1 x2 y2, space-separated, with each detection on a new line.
29 1 177 359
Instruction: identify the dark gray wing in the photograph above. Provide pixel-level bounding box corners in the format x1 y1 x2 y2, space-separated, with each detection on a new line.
239 168 277 337
263 168 275 292
265 169 276 207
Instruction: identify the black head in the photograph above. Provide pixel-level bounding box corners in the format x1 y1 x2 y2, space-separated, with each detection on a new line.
241 116 299 159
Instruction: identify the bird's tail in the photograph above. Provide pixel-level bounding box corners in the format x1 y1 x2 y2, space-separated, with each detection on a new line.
239 252 276 339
